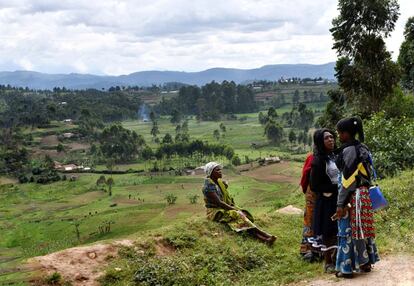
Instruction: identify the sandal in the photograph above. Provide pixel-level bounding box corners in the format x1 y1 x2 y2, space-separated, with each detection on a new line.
360 263 372 273
324 264 336 274
335 272 353 279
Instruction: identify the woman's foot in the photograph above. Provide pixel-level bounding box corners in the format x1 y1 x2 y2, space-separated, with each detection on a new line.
360 263 372 273
324 264 336 274
265 235 277 246
335 272 353 278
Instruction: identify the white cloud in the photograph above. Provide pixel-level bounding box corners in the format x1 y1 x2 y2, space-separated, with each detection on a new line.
0 0 412 75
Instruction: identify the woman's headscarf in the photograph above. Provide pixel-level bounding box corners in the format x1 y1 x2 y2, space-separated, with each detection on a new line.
205 162 222 177
336 116 364 142
313 128 336 156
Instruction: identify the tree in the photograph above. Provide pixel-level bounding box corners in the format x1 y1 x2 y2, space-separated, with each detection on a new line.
170 109 182 124
267 107 278 120
302 131 308 147
330 0 401 116
258 112 267 125
150 121 160 141
149 111 156 123
317 89 346 130
219 123 226 133
78 108 104 139
232 155 242 166
264 122 284 145
100 124 145 162
96 175 106 191
162 133 173 144
398 17 414 91
288 130 296 148
297 103 314 132
213 129 220 141
292 90 300 105
106 177 114 196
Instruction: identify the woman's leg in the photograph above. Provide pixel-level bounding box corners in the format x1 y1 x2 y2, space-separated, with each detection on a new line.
247 228 277 244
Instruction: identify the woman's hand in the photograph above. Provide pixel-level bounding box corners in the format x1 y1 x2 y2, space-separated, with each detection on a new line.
336 207 345 219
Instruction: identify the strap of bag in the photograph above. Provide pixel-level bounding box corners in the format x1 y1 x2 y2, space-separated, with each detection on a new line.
367 153 378 181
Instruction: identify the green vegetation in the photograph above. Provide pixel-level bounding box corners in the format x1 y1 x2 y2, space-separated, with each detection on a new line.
331 0 400 116
97 168 414 286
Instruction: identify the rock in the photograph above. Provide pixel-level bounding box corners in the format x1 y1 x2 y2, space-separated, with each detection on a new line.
87 252 97 259
75 273 89 281
276 205 304 215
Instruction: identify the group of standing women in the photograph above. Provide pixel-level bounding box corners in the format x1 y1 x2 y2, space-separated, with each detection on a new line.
300 116 380 278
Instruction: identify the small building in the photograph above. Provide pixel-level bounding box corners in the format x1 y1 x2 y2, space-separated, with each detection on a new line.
63 119 73 123
63 132 75 138
264 157 281 164
62 164 78 171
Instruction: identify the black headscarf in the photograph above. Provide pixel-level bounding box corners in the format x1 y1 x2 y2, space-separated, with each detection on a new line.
313 128 336 157
336 116 365 142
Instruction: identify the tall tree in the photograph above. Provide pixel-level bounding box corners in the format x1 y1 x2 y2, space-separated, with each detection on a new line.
398 16 414 91
331 0 400 116
317 89 346 130
264 122 284 145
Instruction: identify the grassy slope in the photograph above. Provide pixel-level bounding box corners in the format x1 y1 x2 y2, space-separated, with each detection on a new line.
0 162 303 284
98 169 414 286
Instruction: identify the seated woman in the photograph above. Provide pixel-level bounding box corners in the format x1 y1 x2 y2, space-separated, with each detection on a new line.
202 162 276 245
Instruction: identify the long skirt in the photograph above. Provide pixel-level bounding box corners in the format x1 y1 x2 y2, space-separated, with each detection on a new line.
300 186 318 254
336 188 380 274
206 208 256 232
312 193 338 256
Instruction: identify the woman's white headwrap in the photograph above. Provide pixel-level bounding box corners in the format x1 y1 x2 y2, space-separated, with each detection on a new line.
205 162 222 177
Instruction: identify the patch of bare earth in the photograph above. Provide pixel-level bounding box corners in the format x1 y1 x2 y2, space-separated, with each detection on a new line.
66 142 90 151
40 135 59 146
28 240 134 286
294 255 414 286
164 204 203 219
154 237 176 256
243 162 298 184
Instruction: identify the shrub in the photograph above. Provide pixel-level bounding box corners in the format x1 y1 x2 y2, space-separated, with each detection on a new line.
44 272 62 285
232 155 241 166
188 194 199 204
57 143 64 153
165 193 177 205
365 112 414 176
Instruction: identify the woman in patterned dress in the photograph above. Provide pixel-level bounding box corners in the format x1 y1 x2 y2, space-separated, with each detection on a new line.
334 117 380 278
202 162 276 245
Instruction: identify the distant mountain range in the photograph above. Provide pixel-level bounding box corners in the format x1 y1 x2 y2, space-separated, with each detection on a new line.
0 62 336 90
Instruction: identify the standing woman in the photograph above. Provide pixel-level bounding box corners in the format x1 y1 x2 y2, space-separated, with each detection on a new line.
310 129 339 273
335 117 379 278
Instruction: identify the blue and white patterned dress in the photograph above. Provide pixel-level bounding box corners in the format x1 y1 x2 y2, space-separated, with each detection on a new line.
335 175 380 274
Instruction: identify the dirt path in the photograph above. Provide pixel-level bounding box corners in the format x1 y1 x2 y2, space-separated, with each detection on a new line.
295 255 414 286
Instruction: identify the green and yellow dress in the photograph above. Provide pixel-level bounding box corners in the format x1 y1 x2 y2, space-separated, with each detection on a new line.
202 178 256 232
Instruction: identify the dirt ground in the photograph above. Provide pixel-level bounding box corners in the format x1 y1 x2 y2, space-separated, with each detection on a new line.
40 135 59 146
294 255 414 286
243 161 299 184
28 238 179 286
29 240 134 286
66 142 90 151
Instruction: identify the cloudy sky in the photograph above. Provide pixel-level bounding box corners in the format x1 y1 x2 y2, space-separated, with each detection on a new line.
0 0 412 75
